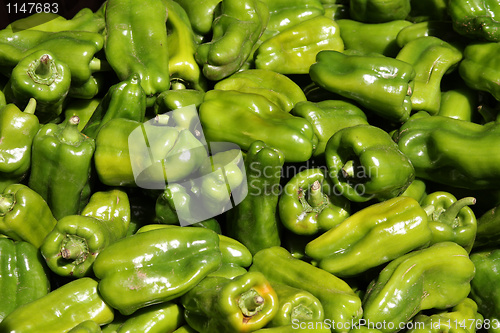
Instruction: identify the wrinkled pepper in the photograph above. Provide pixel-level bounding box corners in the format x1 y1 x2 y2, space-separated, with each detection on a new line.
309 50 416 122
305 196 431 277
363 242 476 333
421 192 477 252
325 124 415 202
0 277 114 333
28 115 95 219
279 167 350 236
250 246 363 333
181 271 278 332
0 99 39 191
93 226 222 315
0 238 50 322
0 183 57 249
448 0 500 42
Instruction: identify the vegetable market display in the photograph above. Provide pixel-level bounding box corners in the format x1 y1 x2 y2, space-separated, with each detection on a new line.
3 0 500 332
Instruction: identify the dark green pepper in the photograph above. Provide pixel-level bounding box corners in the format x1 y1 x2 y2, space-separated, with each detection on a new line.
408 0 448 22
448 0 500 42
349 0 411 23
0 238 50 322
28 116 95 219
474 203 500 249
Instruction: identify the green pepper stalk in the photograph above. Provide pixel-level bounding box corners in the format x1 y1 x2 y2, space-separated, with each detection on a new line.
279 168 350 236
421 191 477 252
0 277 114 332
181 272 279 332
0 184 57 249
0 238 51 322
0 99 39 191
28 115 95 220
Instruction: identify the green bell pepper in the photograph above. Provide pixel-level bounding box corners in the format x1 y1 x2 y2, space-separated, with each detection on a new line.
226 140 283 255
195 0 269 81
153 89 205 114
28 115 95 219
209 262 249 280
0 184 57 249
213 68 307 113
305 196 431 277
255 16 343 74
0 238 50 322
406 298 484 333
62 98 101 131
219 234 253 267
0 277 114 333
173 0 222 37
291 100 368 157
396 21 465 48
279 167 350 236
181 271 278 332
93 226 222 315
68 320 102 333
400 179 427 204
421 191 477 252
4 50 71 123
325 124 415 202
267 282 324 327
82 74 146 139
470 249 500 332
309 50 416 122
408 0 448 21
394 112 500 189
0 99 39 192
104 0 170 102
395 36 463 114
349 0 411 23
250 246 363 333
448 0 500 42
336 19 412 57
438 87 479 121
199 89 317 162
363 242 476 333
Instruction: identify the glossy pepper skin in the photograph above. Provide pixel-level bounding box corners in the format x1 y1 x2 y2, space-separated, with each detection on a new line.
279 167 350 236
0 184 57 249
4 50 71 123
305 196 431 277
448 0 500 42
195 0 269 81
421 192 477 252
325 124 415 202
181 272 278 332
336 19 412 57
438 87 478 122
28 116 95 219
226 140 283 255
309 50 416 122
250 246 363 333
173 0 222 37
363 242 476 333
199 90 317 162
0 277 114 333
470 249 500 330
93 226 222 315
406 298 483 333
104 0 170 102
349 0 411 23
255 16 344 74
83 74 146 139
394 112 500 190
154 89 205 114
62 98 101 131
0 99 39 192
267 282 324 327
0 238 50 322
395 36 463 114
68 320 103 333
291 100 368 157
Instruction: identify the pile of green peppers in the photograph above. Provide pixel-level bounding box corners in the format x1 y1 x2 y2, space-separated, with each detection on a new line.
4 0 500 332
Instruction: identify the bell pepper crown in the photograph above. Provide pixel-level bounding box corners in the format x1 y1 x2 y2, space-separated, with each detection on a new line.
127 104 248 225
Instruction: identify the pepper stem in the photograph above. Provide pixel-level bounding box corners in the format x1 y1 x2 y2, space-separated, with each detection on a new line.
291 304 314 322
23 98 37 115
60 116 83 144
342 160 355 178
440 197 476 227
0 194 15 216
61 234 89 264
28 53 57 85
89 57 111 72
308 180 325 208
238 289 265 317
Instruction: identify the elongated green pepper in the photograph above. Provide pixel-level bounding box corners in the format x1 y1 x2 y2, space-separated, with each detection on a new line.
0 277 114 333
363 242 476 333
0 238 50 322
181 272 278 332
93 226 222 315
28 116 95 219
0 99 39 192
0 184 57 249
